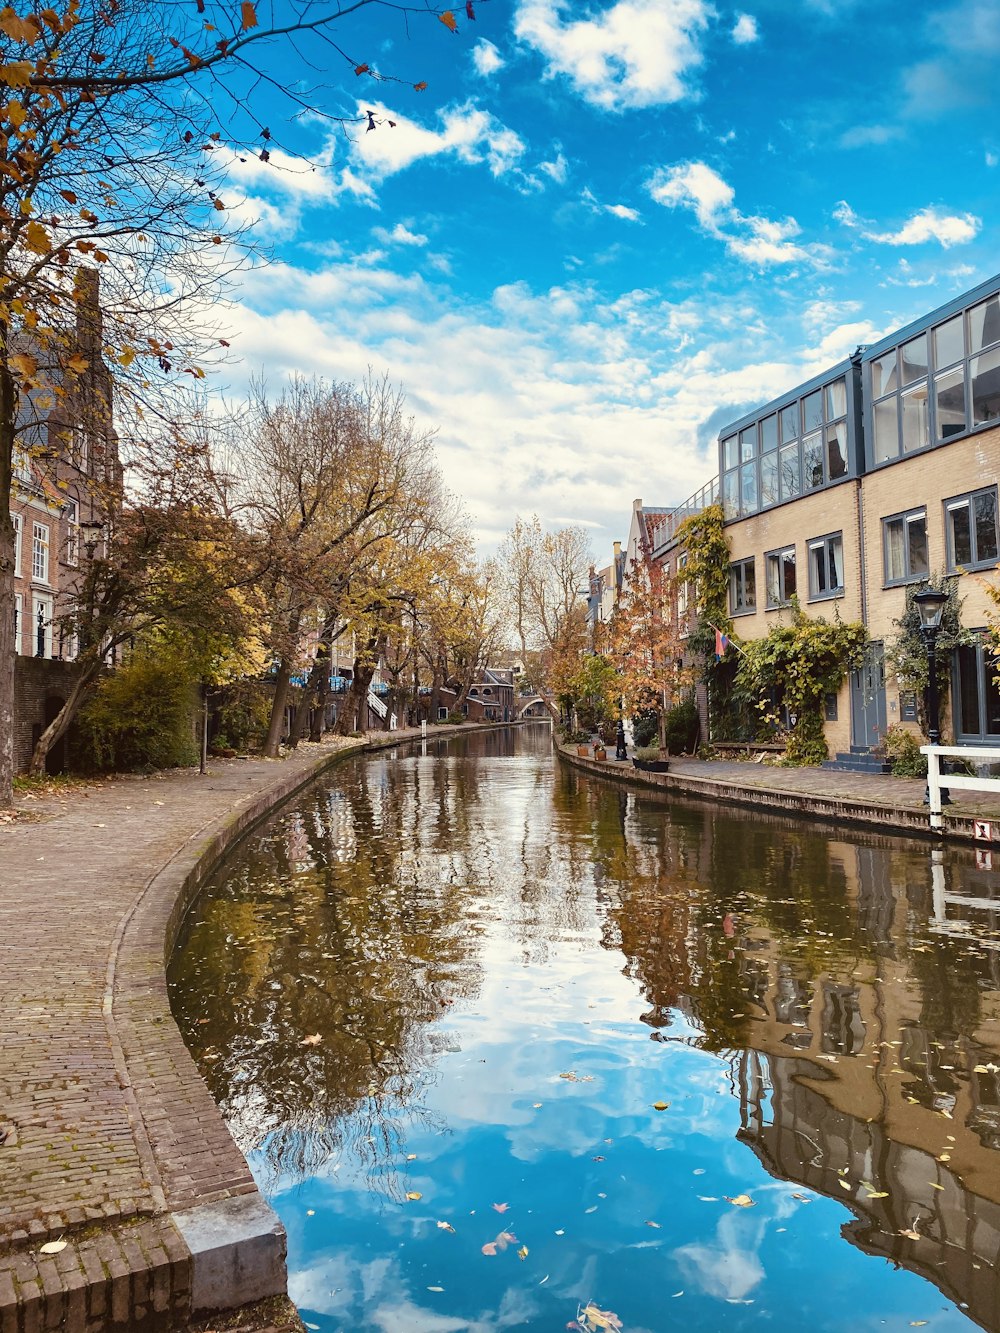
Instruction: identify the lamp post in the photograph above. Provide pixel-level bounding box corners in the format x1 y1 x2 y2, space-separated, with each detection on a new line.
914 586 951 806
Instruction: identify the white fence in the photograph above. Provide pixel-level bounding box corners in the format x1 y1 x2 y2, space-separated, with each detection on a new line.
922 744 1000 829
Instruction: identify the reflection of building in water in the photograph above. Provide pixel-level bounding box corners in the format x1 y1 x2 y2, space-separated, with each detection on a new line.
603 794 1000 1331
739 1050 1000 1333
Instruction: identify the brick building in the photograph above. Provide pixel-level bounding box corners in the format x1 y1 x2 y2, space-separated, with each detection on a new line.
11 270 118 772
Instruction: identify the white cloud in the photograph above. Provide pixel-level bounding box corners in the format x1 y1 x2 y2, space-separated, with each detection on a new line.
472 38 505 76
862 206 981 248
731 13 759 43
647 160 831 267
582 186 641 222
347 100 527 184
838 123 903 148
832 199 859 229
372 223 428 247
514 0 712 110
538 151 569 184
986 150 998 167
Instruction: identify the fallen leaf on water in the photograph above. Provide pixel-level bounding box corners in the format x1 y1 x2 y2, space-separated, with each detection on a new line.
406 1191 422 1201
559 1071 579 1081
436 1221 455 1232
39 1240 67 1254
592 1155 605 1162
791 1192 811 1201
578 1302 623 1331
865 1191 889 1200
517 1245 529 1260
492 1202 510 1213
482 1230 517 1256
652 1100 670 1111
899 1228 922 1240
406 1153 417 1161
533 1102 543 1108
585 1205 598 1213
725 1194 756 1208
645 1220 661 1228
301 1033 322 1046
427 1285 444 1292
910 1323 928 1327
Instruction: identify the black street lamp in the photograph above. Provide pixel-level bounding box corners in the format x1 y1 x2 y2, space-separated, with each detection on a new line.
914 586 950 806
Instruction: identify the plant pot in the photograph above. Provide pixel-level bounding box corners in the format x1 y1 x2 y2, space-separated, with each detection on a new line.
633 758 669 773
593 748 607 761
577 745 590 757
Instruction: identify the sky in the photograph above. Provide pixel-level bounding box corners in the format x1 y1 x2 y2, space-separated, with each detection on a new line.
214 0 1000 562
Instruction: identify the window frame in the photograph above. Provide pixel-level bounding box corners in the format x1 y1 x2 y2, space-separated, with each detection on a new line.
13 591 22 655
882 507 929 587
12 511 21 578
31 521 49 584
765 545 797 610
32 592 53 658
728 556 756 617
806 531 845 603
944 486 999 572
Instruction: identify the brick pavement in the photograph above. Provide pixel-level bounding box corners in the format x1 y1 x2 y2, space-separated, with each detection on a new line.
4 724 999 1330
0 728 434 1331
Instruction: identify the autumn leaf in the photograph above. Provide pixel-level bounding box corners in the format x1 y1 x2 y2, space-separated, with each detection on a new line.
517 1244 529 1260
354 63 370 76
0 9 43 43
436 1220 455 1233
725 1194 756 1207
9 351 38 379
413 80 428 91
241 1 258 30
439 10 458 32
38 1239 67 1254
491 1202 509 1213
301 1033 322 1046
58 189 77 204
6 99 26 128
651 1100 669 1111
24 220 50 254
579 1304 623 1332
1 60 35 87
405 1191 422 1201
466 0 476 16
65 353 89 375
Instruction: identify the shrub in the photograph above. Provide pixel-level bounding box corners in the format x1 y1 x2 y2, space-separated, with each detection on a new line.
72 651 198 773
880 724 928 778
632 709 659 748
664 699 699 754
214 681 271 753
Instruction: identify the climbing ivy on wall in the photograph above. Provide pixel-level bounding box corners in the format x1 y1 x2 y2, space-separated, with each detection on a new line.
885 576 970 738
736 602 868 764
672 503 731 664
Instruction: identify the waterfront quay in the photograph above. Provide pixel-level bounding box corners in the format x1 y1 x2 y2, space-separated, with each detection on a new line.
3 727 1000 1331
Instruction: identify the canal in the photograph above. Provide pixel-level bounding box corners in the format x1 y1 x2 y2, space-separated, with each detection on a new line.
168 724 1000 1332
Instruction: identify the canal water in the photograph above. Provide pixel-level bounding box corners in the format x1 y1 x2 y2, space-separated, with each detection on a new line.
168 725 1000 1333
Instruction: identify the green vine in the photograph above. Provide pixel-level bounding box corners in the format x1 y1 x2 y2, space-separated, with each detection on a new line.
736 601 868 764
673 503 731 664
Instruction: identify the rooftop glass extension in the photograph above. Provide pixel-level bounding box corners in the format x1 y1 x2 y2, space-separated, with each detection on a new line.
717 359 862 523
863 273 1000 469
650 475 720 558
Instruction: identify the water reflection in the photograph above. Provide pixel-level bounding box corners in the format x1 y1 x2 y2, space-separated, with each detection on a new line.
169 727 1000 1332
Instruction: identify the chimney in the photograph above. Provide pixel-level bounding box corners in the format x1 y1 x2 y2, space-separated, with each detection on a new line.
75 268 102 363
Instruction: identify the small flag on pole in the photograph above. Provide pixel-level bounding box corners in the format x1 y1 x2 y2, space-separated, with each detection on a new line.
715 629 730 661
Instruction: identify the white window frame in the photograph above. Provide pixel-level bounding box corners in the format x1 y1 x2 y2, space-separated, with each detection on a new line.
12 512 21 578
765 546 797 609
945 486 999 571
32 592 53 658
882 507 928 585
31 521 49 584
13 592 22 655
65 498 79 567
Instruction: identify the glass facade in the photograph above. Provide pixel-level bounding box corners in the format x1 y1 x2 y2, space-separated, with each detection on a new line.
719 366 855 521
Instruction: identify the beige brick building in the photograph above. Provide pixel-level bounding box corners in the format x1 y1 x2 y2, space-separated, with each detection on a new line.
654 271 1000 758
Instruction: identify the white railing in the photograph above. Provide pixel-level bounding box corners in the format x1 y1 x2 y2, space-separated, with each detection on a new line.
922 744 1000 830
367 690 387 718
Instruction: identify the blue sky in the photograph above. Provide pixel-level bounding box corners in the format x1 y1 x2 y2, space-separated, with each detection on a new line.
217 0 1000 559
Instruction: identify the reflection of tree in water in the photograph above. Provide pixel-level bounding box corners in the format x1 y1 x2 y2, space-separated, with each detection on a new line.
169 758 489 1196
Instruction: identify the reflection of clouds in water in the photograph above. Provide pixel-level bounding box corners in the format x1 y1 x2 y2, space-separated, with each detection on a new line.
673 1211 767 1301
289 1249 545 1331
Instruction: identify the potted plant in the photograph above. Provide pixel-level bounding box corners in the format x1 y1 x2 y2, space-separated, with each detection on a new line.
632 743 669 773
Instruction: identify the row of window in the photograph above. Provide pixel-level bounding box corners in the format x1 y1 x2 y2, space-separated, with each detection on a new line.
11 504 80 585
729 532 844 614
721 373 851 520
728 484 1000 615
870 292 1000 465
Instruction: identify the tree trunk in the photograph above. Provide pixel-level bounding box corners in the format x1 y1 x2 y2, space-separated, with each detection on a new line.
28 657 103 777
0 335 16 805
263 656 294 757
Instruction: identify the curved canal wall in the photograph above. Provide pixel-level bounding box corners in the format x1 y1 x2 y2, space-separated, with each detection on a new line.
0 722 511 1332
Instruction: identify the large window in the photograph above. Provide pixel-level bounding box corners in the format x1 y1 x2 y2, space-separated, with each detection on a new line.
807 532 844 600
65 498 79 567
32 593 52 658
954 633 1000 742
13 592 22 655
883 508 929 585
870 291 1000 463
12 512 21 578
729 557 756 615
720 372 851 521
765 546 796 608
945 487 999 570
31 521 49 583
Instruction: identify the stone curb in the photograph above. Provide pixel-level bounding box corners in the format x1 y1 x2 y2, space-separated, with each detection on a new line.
0 723 505 1332
556 744 1000 846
